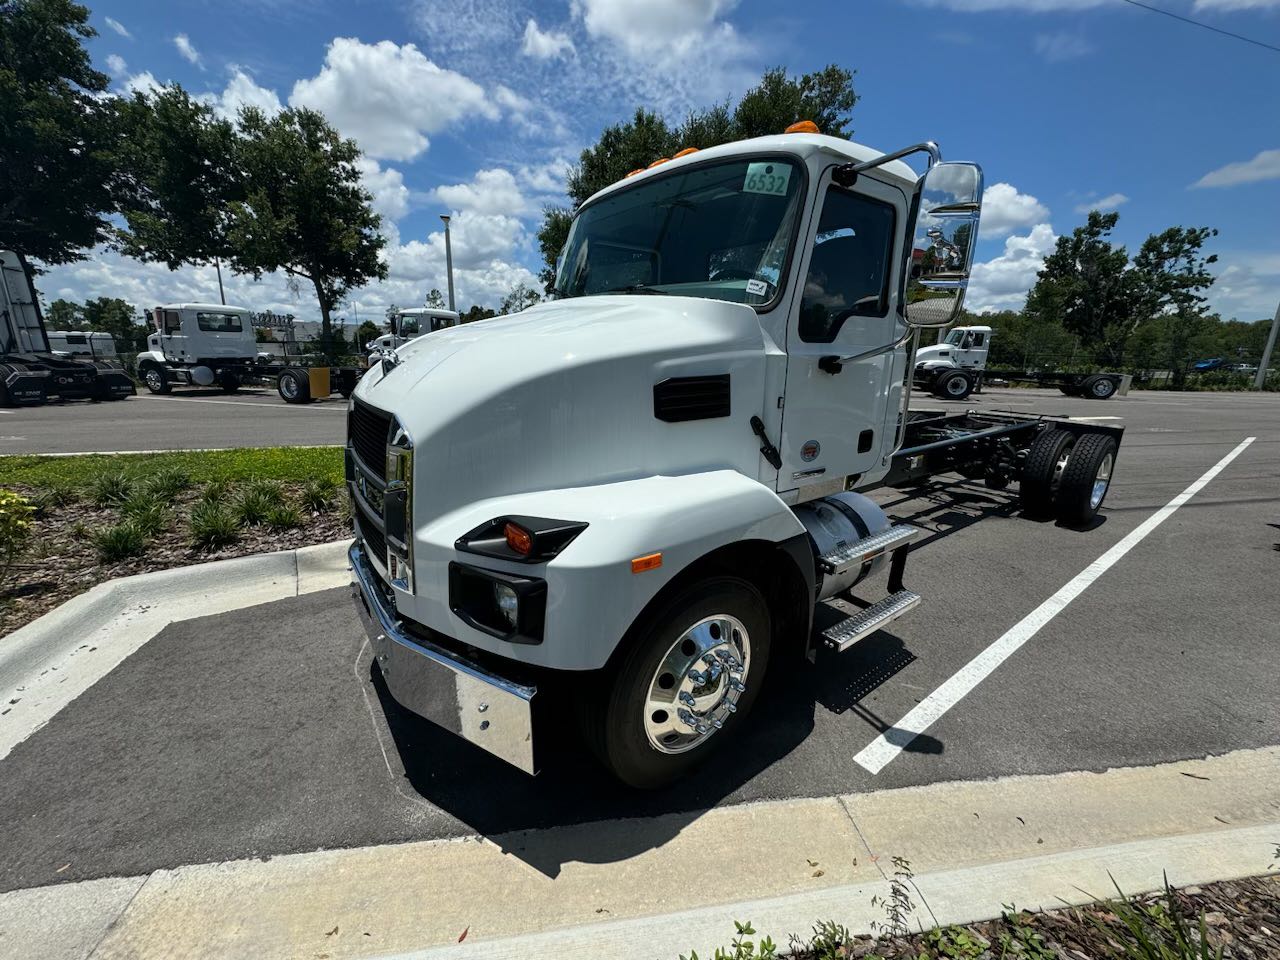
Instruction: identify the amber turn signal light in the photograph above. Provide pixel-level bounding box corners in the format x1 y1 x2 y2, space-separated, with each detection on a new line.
631 552 663 574
504 522 534 556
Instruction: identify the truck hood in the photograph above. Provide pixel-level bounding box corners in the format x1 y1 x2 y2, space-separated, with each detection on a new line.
354 295 773 519
914 342 953 365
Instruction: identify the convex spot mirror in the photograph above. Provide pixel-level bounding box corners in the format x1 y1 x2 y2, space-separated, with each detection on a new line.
905 162 984 328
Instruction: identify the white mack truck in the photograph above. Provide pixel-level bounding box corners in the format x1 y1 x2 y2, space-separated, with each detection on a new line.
367 307 461 360
137 302 259 394
347 130 1124 788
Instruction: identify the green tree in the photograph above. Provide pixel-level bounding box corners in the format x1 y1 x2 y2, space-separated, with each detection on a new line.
460 304 496 324
228 106 387 337
45 298 84 329
424 288 447 309
115 85 242 270
355 319 380 346
1131 225 1219 387
1025 212 1145 367
499 281 541 316
0 0 122 263
535 65 858 290
82 296 141 348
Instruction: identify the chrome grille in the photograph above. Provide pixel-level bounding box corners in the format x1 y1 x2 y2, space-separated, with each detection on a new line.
349 399 392 476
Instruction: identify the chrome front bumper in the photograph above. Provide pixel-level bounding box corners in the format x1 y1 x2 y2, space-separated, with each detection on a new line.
349 543 539 774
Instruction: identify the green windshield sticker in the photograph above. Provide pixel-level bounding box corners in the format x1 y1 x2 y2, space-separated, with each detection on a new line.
743 162 791 197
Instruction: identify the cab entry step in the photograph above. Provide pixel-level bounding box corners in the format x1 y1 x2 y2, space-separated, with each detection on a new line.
822 590 922 652
817 524 921 576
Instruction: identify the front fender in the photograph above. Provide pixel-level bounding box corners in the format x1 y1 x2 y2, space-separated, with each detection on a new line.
399 470 805 670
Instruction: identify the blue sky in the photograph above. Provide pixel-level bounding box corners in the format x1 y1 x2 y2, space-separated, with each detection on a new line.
42 0 1280 324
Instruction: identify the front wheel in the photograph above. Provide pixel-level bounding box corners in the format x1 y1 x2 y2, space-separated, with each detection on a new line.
1082 375 1118 400
935 371 973 401
142 365 170 395
583 577 771 789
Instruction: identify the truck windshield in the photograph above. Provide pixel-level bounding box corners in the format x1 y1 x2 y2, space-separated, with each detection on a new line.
554 157 803 308
197 312 245 333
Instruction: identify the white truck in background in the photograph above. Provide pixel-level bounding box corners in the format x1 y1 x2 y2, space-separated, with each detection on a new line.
347 129 1125 788
137 302 259 394
913 324 1128 400
367 307 460 360
45 330 119 360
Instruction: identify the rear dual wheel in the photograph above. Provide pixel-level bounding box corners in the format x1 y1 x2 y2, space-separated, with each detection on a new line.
1019 428 1118 525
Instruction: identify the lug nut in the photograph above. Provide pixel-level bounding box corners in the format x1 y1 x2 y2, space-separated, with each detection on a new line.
679 691 696 706
695 722 710 735
729 679 746 693
688 670 708 685
678 709 696 728
710 717 723 730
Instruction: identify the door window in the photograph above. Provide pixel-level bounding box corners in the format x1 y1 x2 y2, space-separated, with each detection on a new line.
798 187 896 343
163 311 182 334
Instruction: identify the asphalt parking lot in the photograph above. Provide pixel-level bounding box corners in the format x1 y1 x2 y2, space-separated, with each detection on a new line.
1 387 1277 892
0 387 346 455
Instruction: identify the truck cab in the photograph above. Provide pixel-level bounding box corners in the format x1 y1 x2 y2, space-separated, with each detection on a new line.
913 324 992 399
138 303 258 393
347 130 1116 788
368 307 461 360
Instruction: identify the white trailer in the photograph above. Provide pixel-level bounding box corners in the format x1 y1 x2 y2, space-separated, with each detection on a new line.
346 130 1124 787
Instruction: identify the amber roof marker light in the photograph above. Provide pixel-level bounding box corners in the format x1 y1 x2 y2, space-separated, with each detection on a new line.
784 120 820 134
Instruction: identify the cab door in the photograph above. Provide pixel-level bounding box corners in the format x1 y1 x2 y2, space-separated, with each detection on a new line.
778 172 906 494
160 309 187 362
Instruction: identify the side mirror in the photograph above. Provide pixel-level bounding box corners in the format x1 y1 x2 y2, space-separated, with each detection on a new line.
904 162 983 328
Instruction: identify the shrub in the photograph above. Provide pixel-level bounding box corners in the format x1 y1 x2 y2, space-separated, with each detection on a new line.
121 498 171 538
264 503 302 531
88 470 133 506
0 489 35 570
233 488 275 526
92 522 146 562
190 502 239 549
300 477 338 512
141 466 191 500
244 478 285 505
28 486 76 517
198 478 231 504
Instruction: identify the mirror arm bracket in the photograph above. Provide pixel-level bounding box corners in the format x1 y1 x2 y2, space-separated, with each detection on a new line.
833 142 942 189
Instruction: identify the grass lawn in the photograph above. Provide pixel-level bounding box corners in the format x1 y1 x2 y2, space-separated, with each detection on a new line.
0 446 344 490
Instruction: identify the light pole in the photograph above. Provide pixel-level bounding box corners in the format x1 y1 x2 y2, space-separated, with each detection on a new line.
440 214 456 312
214 257 226 305
1255 299 1279 390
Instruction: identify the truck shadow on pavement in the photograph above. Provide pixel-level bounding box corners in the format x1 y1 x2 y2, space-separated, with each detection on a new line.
371 618 941 878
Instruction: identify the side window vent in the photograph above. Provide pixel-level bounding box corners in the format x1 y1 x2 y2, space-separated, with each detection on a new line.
653 375 731 423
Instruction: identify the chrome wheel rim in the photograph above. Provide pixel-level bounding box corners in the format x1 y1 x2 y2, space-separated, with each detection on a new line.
145 369 162 391
643 614 750 755
280 375 298 399
946 376 966 397
1090 453 1114 509
1092 380 1112 397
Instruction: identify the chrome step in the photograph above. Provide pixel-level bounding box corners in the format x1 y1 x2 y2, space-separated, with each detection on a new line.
817 524 922 576
822 590 922 652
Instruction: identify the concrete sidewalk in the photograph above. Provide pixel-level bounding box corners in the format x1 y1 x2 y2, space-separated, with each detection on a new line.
6 746 1276 960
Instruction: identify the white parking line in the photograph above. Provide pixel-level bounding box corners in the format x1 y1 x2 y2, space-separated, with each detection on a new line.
137 395 346 411
853 435 1257 775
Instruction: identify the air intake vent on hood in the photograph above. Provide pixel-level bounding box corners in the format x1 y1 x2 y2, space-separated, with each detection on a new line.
653 375 731 423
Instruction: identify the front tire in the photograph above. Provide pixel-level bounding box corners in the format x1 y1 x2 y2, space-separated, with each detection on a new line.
142 365 170 395
935 370 973 401
585 577 771 789
1082 375 1118 400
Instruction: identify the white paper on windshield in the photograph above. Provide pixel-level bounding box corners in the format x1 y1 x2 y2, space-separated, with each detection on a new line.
743 162 791 197
745 278 768 297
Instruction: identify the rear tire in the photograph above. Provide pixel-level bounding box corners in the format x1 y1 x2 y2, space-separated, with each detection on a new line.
934 371 973 401
582 576 771 789
219 372 241 393
277 369 311 404
1020 428 1074 518
1054 433 1118 526
1082 375 1118 400
142 365 170 395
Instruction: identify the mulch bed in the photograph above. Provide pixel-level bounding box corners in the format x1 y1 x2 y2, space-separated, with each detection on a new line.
1 484 349 638
785 875 1280 960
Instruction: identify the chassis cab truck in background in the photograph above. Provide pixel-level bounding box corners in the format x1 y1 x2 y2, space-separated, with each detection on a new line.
366 307 461 361
138 303 259 394
348 130 1124 787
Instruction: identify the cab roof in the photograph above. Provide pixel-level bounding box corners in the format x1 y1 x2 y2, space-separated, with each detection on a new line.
398 307 460 318
583 133 920 208
159 303 251 313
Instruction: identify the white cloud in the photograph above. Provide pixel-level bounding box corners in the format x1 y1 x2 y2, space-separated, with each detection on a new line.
912 0 1110 9
434 169 529 217
522 19 576 59
572 0 741 58
103 16 131 39
173 34 203 69
1193 0 1280 9
1193 149 1280 188
200 67 282 120
516 159 571 196
979 183 1050 238
121 71 163 97
967 223 1058 312
356 157 410 227
1034 31 1094 61
105 54 127 76
289 38 497 162
1207 253 1280 320
1073 192 1129 213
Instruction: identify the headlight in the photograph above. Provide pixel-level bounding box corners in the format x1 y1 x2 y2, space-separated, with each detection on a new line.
493 582 520 630
448 563 546 644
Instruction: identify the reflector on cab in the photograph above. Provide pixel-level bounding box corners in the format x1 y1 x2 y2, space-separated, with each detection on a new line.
784 120 820 134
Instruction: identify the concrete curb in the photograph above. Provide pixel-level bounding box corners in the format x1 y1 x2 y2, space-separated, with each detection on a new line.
0 539 353 762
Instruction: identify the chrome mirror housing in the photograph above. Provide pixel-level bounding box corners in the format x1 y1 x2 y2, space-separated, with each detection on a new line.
904 162 984 328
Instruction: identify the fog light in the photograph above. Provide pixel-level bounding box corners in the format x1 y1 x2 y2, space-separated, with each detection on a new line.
493 582 519 630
